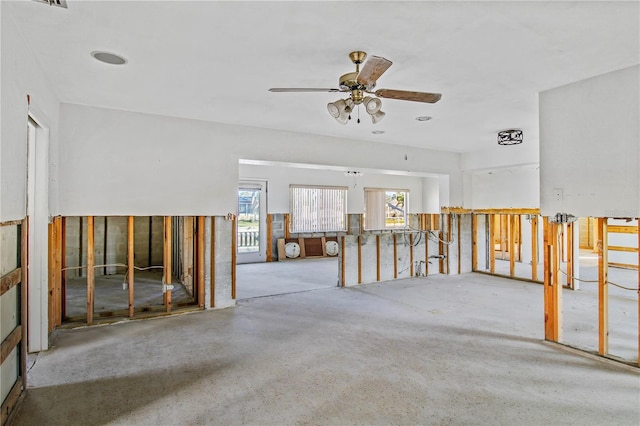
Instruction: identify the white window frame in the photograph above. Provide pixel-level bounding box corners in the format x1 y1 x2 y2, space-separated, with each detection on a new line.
289 185 347 233
364 188 409 230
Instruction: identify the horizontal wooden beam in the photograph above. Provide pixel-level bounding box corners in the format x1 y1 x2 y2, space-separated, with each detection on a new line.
1 379 23 425
608 225 638 234
608 245 639 253
0 219 23 227
0 268 21 296
1 325 21 364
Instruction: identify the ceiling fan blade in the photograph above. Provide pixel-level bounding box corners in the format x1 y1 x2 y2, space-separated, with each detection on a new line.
269 88 341 93
375 89 442 103
356 56 392 87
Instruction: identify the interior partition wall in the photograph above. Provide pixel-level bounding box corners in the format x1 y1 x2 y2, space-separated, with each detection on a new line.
48 216 206 327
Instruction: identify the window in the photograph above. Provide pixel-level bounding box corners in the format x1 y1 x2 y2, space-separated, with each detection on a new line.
290 185 347 233
364 188 409 230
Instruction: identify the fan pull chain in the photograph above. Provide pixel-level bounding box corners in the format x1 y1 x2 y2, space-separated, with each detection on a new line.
357 105 361 123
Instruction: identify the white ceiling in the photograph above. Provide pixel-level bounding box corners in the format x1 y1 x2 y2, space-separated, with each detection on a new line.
6 0 639 153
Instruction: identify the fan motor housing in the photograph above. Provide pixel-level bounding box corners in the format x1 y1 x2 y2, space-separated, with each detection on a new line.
339 72 369 104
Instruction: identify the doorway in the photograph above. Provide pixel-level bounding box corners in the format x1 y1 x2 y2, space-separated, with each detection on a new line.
237 181 267 264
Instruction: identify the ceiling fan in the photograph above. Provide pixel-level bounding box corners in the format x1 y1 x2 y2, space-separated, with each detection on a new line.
269 51 441 124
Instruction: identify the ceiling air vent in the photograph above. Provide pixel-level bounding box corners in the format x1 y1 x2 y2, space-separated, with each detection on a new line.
32 0 68 9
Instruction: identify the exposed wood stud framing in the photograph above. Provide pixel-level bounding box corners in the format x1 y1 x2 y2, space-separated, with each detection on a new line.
87 216 95 325
1 381 22 425
197 216 205 309
489 214 495 274
103 217 108 275
284 214 290 239
341 236 346 287
128 216 135 318
231 215 237 300
597 217 608 355
211 217 216 308
424 228 429 276
357 235 362 284
637 220 639 367
393 233 398 279
543 217 552 340
266 214 273 262
509 214 516 277
61 217 67 320
0 326 21 364
0 268 21 296
552 223 562 341
531 216 538 282
471 214 478 271
410 234 414 276
21 218 27 388
163 216 172 313
566 222 574 288
446 214 452 275
376 235 381 281
457 215 461 275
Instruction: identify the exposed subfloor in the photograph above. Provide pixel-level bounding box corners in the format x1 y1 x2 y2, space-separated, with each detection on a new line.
10 273 639 425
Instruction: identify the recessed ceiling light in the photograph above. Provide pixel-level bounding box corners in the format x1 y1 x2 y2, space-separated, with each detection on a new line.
91 51 127 65
415 116 432 121
371 130 385 135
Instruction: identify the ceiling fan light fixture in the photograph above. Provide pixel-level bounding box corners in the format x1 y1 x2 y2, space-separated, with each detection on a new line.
363 96 382 114
370 110 385 124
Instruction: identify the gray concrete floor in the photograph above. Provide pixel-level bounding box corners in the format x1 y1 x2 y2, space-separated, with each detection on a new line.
236 257 339 299
65 271 195 319
479 250 639 362
10 273 639 426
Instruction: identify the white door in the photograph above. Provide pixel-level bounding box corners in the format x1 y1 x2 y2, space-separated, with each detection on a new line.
237 181 267 264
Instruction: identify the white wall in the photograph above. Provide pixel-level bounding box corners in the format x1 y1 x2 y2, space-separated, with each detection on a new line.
58 103 463 216
1 3 61 353
465 164 540 209
239 163 428 214
540 65 640 218
461 132 540 210
0 5 60 221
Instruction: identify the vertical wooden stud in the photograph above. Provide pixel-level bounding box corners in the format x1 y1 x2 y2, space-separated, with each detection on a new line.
87 216 95 325
376 235 381 281
21 218 28 388
566 222 574 288
637 218 640 367
543 217 553 340
457 215 461 275
393 233 398 279
340 236 345 287
284 213 290 239
409 234 415 276
211 217 216 308
597 217 608 355
103 217 108 275
509 214 516 277
61 217 66 321
357 236 362 284
531 215 539 281
489 214 495 274
148 217 153 267
231 215 237 300
48 222 54 331
266 214 273 262
197 216 205 309
163 216 172 313
127 216 135 318
424 228 429 276
471 214 478 272
446 214 452 275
